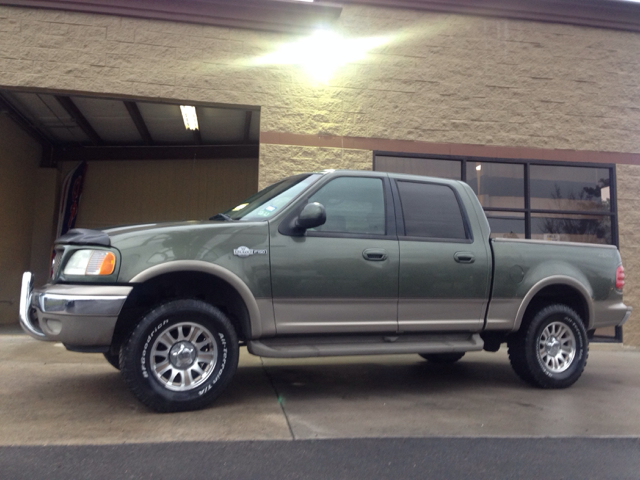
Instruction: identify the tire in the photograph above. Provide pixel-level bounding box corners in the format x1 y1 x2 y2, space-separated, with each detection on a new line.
507 304 588 389
419 353 465 364
120 299 239 413
103 351 120 370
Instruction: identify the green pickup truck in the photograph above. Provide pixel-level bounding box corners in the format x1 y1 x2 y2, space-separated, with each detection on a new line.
20 170 632 412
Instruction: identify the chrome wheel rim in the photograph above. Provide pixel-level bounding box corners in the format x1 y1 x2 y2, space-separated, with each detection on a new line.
538 321 576 374
150 322 218 392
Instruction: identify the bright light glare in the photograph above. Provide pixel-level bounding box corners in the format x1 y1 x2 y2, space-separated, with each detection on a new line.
255 30 389 83
476 164 482 171
180 105 199 130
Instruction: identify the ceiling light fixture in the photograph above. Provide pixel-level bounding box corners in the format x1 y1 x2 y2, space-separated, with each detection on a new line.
180 105 199 130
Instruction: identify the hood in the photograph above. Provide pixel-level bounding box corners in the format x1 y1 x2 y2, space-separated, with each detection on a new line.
103 220 270 283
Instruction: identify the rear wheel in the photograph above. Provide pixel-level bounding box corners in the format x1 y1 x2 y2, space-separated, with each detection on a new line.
419 352 465 364
121 299 239 413
508 304 588 388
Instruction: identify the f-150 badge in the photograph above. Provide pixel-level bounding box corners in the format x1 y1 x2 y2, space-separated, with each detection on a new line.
233 246 267 257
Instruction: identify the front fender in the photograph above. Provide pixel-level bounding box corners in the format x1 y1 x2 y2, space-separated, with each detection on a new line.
130 260 265 338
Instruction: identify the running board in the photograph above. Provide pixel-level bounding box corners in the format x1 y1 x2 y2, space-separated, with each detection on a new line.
247 333 484 358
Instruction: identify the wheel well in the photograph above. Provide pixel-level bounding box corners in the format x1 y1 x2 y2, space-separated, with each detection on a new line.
521 284 589 330
109 271 251 354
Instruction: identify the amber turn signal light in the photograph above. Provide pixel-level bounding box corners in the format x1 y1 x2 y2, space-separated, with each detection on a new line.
86 251 116 276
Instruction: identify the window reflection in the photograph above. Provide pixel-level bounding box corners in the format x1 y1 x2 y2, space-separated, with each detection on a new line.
376 156 461 180
486 212 525 239
531 214 611 245
530 165 611 212
374 155 615 246
466 162 524 209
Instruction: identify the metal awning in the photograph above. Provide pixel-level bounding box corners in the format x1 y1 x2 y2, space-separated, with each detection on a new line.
0 90 260 166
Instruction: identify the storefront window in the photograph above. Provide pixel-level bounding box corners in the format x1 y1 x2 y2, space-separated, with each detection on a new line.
530 165 611 212
485 212 525 239
376 155 616 247
466 162 525 209
531 213 612 245
374 156 461 180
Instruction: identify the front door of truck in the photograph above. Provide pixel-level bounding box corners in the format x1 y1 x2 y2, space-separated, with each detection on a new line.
392 178 491 332
270 175 399 335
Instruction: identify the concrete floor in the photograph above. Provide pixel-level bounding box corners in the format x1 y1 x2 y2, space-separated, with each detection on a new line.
1 333 640 445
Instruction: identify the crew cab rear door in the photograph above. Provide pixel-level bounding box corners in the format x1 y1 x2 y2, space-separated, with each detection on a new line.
269 173 399 334
391 177 491 332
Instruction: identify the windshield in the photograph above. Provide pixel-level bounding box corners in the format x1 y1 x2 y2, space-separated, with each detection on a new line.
222 174 321 221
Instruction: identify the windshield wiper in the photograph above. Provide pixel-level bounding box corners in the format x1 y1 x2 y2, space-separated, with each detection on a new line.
209 213 234 221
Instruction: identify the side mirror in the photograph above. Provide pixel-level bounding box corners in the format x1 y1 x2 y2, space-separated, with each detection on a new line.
295 202 326 231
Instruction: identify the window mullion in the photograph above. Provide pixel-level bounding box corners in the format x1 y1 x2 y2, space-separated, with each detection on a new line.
524 163 531 239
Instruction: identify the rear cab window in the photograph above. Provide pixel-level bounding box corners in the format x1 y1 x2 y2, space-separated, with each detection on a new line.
395 180 471 241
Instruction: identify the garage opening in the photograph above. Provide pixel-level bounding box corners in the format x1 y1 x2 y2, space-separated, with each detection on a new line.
1 89 260 227
0 89 260 322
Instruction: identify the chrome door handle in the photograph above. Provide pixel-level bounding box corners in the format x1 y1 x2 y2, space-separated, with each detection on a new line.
454 252 475 264
363 248 388 261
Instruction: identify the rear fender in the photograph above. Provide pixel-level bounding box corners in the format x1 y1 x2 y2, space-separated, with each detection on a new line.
514 275 594 331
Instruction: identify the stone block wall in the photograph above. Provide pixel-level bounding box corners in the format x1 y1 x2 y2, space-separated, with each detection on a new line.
617 164 640 346
259 145 372 189
1 4 639 153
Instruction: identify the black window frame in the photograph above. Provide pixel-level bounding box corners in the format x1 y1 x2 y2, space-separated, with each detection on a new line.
374 152 618 248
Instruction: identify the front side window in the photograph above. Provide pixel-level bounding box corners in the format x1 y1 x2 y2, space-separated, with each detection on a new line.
396 181 467 240
308 177 386 235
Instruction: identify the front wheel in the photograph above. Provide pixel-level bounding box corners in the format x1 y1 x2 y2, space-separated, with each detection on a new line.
121 299 239 413
507 304 588 389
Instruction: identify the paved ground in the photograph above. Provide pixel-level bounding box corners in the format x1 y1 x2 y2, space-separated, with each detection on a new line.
2 438 640 479
1 332 639 477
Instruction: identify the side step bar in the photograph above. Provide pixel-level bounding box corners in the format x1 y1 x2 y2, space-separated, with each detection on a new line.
247 333 483 359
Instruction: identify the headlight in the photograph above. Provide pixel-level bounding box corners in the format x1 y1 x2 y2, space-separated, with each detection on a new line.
63 250 116 276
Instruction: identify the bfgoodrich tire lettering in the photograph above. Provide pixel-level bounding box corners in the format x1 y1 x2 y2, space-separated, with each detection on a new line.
507 304 588 389
121 299 239 413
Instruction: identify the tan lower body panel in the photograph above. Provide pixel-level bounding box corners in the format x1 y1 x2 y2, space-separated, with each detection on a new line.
273 298 397 335
398 298 486 332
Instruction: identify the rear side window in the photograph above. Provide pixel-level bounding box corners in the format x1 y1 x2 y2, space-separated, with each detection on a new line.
396 181 468 240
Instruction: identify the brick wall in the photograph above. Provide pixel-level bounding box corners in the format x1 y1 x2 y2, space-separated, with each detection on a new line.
2 4 639 154
1 4 639 342
259 145 372 189
617 164 640 346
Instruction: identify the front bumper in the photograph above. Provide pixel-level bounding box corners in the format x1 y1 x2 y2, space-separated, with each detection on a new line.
19 272 132 348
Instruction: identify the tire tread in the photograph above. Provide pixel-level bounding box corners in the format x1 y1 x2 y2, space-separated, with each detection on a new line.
120 299 238 413
507 303 588 389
